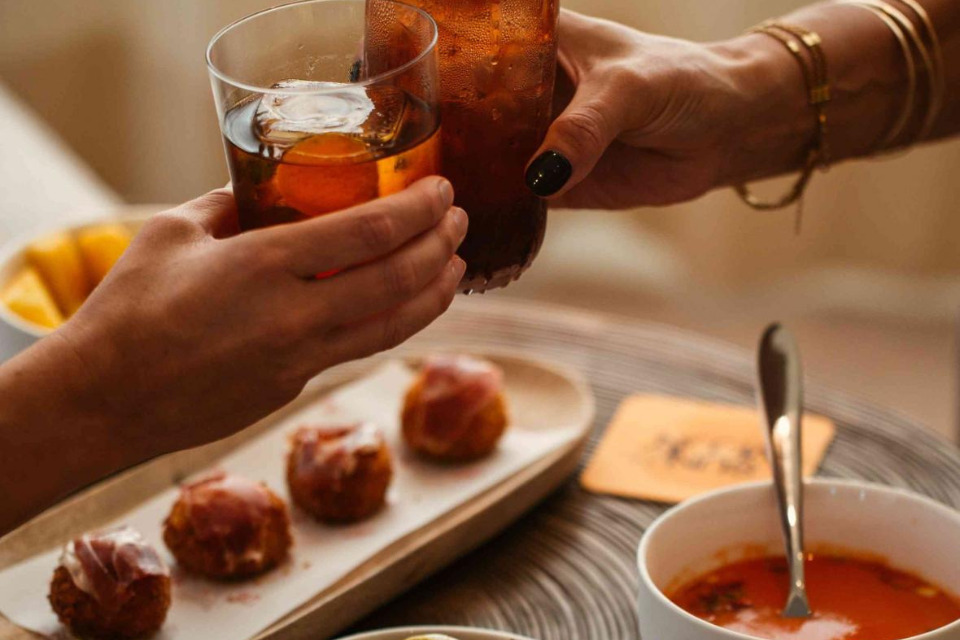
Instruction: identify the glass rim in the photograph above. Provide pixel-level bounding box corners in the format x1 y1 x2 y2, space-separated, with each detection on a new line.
205 0 438 96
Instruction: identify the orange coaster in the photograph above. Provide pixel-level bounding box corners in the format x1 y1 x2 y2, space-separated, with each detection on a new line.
580 395 835 504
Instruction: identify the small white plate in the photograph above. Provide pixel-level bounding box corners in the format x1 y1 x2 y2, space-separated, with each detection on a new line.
336 626 536 640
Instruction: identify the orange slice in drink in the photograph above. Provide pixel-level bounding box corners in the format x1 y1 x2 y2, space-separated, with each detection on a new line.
377 129 441 198
276 133 379 217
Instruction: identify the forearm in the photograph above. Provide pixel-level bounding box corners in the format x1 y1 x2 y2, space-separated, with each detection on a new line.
715 0 960 186
0 331 152 535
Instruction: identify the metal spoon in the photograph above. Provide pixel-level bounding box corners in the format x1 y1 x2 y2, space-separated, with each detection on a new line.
758 323 813 619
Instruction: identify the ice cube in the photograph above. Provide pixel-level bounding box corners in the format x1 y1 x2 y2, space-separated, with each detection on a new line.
361 85 407 147
255 80 406 150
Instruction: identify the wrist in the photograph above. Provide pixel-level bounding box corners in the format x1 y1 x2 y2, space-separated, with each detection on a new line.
0 329 148 530
707 33 817 186
54 318 166 464
22 323 159 469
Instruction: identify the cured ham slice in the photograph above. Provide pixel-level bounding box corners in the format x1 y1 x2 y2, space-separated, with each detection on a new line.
60 526 167 612
288 423 385 486
163 472 291 579
417 355 503 446
179 472 274 544
286 423 393 523
402 355 509 461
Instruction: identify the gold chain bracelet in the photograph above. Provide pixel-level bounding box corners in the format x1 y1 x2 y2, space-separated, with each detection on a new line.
735 21 831 232
764 22 832 166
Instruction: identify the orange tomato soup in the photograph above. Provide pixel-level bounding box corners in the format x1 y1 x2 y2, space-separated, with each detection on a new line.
669 554 960 640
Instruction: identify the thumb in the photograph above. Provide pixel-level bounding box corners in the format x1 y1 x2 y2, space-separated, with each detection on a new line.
525 84 626 198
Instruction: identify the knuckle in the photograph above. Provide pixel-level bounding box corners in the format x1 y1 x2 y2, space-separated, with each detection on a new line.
188 189 235 220
142 212 202 242
557 104 609 156
273 301 331 352
439 216 461 254
607 62 643 91
304 298 336 334
437 282 456 315
431 180 450 216
383 255 421 299
380 316 409 351
255 243 289 274
199 189 236 211
237 235 286 276
355 210 397 254
265 318 303 353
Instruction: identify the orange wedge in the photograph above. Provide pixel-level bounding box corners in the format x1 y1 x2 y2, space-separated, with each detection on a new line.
77 224 132 286
1 266 64 329
276 133 379 217
25 232 91 317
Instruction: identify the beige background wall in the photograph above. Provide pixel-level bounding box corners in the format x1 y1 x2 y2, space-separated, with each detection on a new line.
0 0 957 436
2 0 958 323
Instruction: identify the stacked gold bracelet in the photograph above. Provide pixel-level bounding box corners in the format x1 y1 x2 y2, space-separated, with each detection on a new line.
838 0 946 148
735 21 831 230
736 1 946 229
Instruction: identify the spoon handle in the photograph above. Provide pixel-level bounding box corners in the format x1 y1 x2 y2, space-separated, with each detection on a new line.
758 323 812 618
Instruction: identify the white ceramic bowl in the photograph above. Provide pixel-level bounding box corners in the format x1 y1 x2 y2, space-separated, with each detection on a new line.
0 215 146 362
637 479 960 640
335 627 536 640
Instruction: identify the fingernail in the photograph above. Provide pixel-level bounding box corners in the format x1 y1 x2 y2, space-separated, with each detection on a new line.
451 256 467 279
438 179 454 207
525 150 572 197
450 207 468 239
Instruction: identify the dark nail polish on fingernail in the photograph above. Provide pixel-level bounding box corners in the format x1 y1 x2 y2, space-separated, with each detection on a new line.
525 150 572 197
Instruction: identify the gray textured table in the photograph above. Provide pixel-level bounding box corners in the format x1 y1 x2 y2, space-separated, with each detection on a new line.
351 296 960 639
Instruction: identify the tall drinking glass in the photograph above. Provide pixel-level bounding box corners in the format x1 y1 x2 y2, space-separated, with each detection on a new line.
383 0 560 292
206 0 440 231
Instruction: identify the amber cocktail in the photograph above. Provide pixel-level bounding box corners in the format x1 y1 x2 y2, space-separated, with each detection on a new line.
391 0 560 291
207 0 440 231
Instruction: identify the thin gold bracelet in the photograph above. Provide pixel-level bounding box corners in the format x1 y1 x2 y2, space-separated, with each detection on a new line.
898 0 945 77
838 1 918 150
764 22 832 166
841 0 939 146
735 22 830 230
896 0 946 139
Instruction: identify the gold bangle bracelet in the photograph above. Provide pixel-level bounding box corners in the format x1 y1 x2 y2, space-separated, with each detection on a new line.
896 0 947 138
841 0 939 145
898 0 945 77
735 22 830 228
838 1 918 150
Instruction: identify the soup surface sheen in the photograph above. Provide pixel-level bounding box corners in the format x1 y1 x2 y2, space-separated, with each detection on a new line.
669 554 960 640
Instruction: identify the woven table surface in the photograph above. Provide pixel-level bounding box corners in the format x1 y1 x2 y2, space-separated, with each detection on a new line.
350 296 960 640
